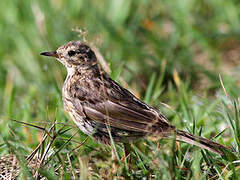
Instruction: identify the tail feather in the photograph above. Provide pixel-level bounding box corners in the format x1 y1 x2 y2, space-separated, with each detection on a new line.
176 130 227 155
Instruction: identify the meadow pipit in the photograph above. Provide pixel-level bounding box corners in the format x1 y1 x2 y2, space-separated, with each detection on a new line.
41 41 228 155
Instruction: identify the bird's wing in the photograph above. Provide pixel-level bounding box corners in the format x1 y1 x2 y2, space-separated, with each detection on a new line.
73 76 171 133
83 99 159 132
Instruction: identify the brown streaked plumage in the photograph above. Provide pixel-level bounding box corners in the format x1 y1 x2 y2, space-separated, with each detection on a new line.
41 41 228 155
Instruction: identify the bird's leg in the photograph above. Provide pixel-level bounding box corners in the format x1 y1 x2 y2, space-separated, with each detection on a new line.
111 146 117 161
121 143 131 164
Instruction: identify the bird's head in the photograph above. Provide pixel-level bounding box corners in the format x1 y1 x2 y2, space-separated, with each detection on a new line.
41 41 97 69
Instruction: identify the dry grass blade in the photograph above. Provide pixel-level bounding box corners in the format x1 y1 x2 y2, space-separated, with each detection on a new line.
72 137 89 152
10 118 53 138
34 123 57 179
219 74 231 100
91 45 111 74
27 124 56 162
43 130 79 167
67 153 76 180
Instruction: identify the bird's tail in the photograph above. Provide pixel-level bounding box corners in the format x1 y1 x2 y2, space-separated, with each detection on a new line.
175 130 228 155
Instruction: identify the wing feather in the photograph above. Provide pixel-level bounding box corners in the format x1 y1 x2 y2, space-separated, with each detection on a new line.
83 103 150 132
70 74 171 134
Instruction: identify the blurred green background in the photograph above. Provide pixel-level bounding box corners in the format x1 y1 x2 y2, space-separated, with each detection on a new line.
0 0 240 179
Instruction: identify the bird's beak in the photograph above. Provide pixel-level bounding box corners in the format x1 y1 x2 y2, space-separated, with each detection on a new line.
40 51 59 58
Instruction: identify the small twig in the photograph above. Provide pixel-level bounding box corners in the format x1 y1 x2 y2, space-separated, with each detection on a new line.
43 130 79 166
27 124 55 162
10 118 52 138
34 124 57 178
72 27 88 42
27 133 48 163
67 153 76 180
23 121 77 128
72 137 89 152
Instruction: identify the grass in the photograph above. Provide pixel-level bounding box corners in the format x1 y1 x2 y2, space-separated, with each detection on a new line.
0 0 240 179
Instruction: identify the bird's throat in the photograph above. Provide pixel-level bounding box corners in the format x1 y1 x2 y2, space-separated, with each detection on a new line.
66 64 100 77
67 67 76 76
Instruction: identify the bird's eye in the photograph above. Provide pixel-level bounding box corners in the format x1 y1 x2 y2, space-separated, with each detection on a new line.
68 50 76 56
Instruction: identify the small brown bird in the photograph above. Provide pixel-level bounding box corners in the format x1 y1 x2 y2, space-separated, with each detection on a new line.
41 41 227 155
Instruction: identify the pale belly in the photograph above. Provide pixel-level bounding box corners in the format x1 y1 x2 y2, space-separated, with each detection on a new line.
67 110 94 136
62 86 94 136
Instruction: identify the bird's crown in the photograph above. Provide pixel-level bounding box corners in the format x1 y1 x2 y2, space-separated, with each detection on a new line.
41 41 97 68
